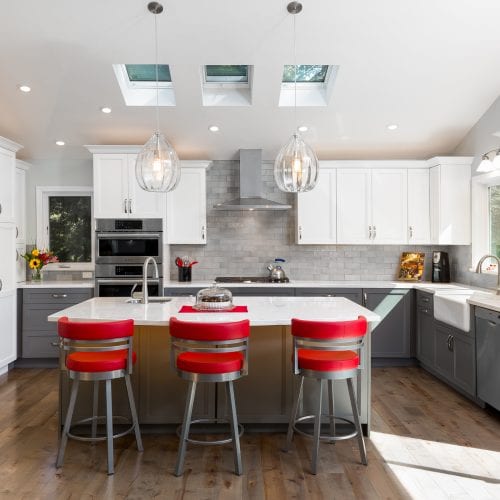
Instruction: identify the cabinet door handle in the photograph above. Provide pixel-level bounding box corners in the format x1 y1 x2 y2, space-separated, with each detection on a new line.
373 225 377 239
124 199 128 214
16 250 19 261
128 199 132 214
409 226 413 239
51 294 68 299
421 297 430 303
201 225 206 240
363 292 368 306
298 225 302 240
323 294 334 297
488 320 498 327
447 334 452 351
368 226 372 239
16 226 19 238
51 341 61 347
450 335 454 352
0 203 2 214
0 279 2 291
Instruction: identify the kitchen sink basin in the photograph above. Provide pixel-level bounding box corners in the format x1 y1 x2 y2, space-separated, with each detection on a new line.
433 289 474 332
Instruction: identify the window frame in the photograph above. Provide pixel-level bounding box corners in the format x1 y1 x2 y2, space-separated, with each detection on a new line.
36 186 94 271
121 64 173 89
202 65 251 89
281 65 334 90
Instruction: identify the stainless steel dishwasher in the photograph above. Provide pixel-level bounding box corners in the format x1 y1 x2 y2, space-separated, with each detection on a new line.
476 306 500 410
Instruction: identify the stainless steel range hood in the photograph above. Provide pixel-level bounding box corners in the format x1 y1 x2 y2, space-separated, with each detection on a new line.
214 149 292 211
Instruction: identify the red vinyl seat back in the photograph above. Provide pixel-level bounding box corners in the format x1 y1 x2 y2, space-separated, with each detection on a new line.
291 316 367 341
169 317 250 341
58 316 134 341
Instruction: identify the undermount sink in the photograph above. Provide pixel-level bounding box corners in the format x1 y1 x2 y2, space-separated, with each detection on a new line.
433 289 474 332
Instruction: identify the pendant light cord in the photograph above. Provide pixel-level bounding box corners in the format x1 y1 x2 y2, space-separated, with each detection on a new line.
154 11 160 133
293 12 297 132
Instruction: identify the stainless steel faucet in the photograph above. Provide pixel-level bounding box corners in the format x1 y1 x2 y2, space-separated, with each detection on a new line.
476 254 500 295
142 256 159 304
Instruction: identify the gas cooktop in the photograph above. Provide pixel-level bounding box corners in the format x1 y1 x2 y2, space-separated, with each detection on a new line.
214 276 290 284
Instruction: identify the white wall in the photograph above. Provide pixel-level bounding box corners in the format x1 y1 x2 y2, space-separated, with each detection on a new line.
25 158 92 244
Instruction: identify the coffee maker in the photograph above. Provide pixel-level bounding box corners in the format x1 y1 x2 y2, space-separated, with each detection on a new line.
432 251 450 283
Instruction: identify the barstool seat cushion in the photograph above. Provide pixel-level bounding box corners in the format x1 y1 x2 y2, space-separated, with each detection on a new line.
66 350 137 373
177 352 244 374
297 349 359 372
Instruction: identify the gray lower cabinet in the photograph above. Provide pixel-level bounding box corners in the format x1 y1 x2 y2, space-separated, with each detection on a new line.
294 287 363 304
164 287 202 297
433 320 475 397
416 291 435 367
22 288 92 358
364 288 413 358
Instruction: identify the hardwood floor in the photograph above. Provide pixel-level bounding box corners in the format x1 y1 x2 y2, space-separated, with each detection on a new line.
1 366 500 499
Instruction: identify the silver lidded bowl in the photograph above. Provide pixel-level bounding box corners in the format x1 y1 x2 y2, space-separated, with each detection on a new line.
194 283 233 311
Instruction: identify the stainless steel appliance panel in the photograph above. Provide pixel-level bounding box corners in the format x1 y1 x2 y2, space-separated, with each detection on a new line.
96 278 163 298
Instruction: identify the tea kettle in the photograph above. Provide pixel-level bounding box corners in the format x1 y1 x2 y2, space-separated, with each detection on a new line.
267 258 287 281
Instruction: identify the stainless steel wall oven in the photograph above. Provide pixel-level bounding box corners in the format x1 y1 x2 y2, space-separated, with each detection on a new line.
95 219 163 297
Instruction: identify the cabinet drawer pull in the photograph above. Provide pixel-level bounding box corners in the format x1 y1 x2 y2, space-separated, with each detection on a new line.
298 225 302 240
488 320 498 327
51 294 68 299
51 341 61 347
201 225 206 240
124 198 128 214
128 199 132 214
421 297 430 303
363 292 368 306
323 294 334 297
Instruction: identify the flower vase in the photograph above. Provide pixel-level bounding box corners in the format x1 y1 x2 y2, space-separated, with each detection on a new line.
31 268 42 281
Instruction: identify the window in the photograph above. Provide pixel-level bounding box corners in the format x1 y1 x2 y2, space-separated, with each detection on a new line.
204 65 249 83
36 187 94 271
282 65 329 83
489 185 500 257
125 64 172 85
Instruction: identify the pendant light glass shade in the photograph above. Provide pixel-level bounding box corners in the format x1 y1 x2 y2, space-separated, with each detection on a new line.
274 132 319 192
136 131 180 192
476 155 494 173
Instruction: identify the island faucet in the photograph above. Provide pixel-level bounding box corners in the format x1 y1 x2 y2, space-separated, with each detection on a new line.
475 254 500 295
142 256 159 304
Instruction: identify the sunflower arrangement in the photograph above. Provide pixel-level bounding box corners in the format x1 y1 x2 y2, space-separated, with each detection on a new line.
22 247 58 280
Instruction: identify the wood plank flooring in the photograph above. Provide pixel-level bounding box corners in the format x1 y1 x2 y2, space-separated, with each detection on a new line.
1 366 500 499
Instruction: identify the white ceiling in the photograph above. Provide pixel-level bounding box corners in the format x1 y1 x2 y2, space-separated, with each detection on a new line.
1 0 500 162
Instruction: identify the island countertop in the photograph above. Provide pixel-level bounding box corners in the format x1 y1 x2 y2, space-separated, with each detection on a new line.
48 296 380 326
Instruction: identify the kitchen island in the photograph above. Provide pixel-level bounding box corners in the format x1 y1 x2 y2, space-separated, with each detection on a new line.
48 296 379 433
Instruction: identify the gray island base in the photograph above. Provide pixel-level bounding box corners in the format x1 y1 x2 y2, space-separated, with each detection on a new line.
48 297 379 434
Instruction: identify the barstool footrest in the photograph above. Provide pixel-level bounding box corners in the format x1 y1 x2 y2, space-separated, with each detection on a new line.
176 418 244 446
67 415 136 443
293 414 358 442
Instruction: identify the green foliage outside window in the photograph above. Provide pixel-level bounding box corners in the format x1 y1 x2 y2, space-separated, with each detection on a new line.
49 196 91 262
282 65 329 83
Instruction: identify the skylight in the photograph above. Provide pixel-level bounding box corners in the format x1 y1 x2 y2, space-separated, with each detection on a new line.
279 65 338 107
201 65 253 107
113 64 176 106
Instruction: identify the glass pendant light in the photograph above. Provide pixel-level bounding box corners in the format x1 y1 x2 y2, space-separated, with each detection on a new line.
274 2 319 193
476 148 500 173
135 2 180 192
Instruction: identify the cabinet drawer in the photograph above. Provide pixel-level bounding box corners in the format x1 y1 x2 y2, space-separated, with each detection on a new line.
22 335 59 358
23 304 71 332
23 288 92 304
295 288 363 304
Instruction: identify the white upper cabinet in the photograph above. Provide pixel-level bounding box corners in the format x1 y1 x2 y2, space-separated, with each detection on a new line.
337 169 371 244
15 243 25 283
167 163 209 244
297 165 336 244
0 148 16 223
0 223 16 292
337 168 408 244
15 161 28 244
92 153 165 219
407 169 430 244
429 157 472 245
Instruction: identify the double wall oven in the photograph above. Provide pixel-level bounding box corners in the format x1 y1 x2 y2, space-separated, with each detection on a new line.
95 219 163 297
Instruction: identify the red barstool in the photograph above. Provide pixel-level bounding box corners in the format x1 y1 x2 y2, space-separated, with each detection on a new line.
169 317 250 476
56 317 143 475
284 316 368 474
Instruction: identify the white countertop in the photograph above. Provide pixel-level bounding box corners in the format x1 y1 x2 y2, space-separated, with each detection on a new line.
17 280 95 289
468 292 500 313
47 296 380 327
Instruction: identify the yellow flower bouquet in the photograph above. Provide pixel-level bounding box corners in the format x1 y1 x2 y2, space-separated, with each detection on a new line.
22 247 58 281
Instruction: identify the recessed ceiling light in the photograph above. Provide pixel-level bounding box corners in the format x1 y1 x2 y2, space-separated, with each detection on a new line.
387 124 398 130
297 125 308 132
208 125 219 132
55 140 65 146
101 107 112 114
19 85 31 93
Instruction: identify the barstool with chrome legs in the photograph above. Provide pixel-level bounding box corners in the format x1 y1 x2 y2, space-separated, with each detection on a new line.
169 317 250 476
284 316 368 474
56 317 143 475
